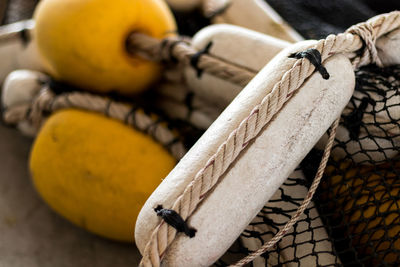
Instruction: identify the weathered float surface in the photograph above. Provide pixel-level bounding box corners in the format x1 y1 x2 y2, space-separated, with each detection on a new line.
135 40 355 266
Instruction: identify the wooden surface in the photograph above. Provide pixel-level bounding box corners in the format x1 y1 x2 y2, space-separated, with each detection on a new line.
0 123 141 267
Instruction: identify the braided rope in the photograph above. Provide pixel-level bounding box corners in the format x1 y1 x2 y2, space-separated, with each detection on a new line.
3 87 187 160
139 11 400 266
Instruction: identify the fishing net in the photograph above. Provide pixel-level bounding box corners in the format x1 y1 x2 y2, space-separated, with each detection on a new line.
212 64 400 266
310 64 400 266
2 2 400 266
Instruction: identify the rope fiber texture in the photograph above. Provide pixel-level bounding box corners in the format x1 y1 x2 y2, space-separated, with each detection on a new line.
137 11 400 267
126 33 257 88
230 117 340 266
2 86 187 160
2 10 399 267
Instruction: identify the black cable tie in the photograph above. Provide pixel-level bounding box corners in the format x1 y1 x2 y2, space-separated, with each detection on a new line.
19 28 30 47
154 205 197 238
288 48 330 80
190 41 213 78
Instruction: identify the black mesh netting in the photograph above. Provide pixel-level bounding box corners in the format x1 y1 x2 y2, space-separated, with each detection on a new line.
264 0 400 39
214 65 400 266
3 2 400 266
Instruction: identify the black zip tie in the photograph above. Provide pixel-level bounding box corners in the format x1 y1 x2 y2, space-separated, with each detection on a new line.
19 28 30 47
154 205 197 238
190 41 213 78
288 48 330 80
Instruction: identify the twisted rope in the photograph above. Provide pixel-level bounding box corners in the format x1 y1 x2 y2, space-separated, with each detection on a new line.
3 87 187 160
138 11 400 267
231 117 340 266
126 33 256 88
126 11 399 95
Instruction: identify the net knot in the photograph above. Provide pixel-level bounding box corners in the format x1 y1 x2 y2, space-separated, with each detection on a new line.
346 22 383 68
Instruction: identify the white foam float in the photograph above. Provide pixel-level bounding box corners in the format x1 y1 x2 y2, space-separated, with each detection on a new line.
184 24 291 109
135 40 355 266
204 0 303 42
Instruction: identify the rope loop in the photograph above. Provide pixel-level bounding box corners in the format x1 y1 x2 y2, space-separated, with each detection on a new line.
3 86 187 160
347 22 383 67
138 11 400 267
29 86 56 128
2 10 400 267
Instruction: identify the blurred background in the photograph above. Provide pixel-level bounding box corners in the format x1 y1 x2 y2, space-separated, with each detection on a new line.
0 1 400 266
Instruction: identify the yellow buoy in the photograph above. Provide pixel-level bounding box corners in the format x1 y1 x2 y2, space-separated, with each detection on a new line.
30 109 176 242
33 0 177 95
321 161 400 264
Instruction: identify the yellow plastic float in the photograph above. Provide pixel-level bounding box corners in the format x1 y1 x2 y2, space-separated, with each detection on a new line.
34 0 177 95
28 0 178 242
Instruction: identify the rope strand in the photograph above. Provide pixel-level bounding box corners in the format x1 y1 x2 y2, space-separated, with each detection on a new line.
230 117 340 266
126 33 256 87
3 11 400 267
3 87 187 160
138 11 400 267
